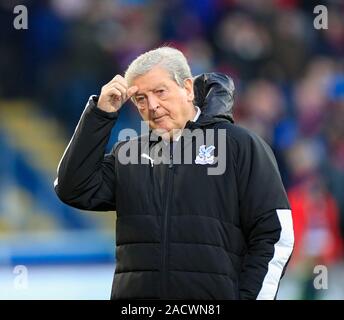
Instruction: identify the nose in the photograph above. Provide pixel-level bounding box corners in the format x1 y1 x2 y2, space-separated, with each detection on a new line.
147 94 159 111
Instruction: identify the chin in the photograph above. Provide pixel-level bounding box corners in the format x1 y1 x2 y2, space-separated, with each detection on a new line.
151 121 171 132
151 126 170 134
150 124 173 139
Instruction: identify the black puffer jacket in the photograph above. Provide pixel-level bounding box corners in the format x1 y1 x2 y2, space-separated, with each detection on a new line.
54 73 294 300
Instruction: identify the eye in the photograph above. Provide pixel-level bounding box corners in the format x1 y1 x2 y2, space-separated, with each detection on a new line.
135 96 145 103
155 89 167 97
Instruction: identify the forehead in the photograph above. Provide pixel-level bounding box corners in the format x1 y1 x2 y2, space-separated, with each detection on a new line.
131 66 177 92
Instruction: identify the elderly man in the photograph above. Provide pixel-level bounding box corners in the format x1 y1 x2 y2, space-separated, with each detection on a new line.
54 46 294 300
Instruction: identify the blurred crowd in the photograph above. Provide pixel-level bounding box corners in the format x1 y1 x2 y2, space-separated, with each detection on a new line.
1 0 344 299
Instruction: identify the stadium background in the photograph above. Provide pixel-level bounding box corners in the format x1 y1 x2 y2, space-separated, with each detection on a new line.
1 0 344 299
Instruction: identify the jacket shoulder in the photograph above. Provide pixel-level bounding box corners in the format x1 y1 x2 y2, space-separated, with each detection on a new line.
215 121 266 147
215 122 276 168
110 134 150 153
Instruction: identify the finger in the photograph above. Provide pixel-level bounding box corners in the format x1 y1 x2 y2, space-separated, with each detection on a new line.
109 75 128 88
109 82 127 99
127 86 139 99
106 87 123 100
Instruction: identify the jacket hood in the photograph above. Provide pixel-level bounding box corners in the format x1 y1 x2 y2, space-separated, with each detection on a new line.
193 72 235 124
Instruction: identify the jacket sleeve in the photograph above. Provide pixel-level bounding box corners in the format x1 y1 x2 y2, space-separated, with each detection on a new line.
54 95 118 211
233 127 294 300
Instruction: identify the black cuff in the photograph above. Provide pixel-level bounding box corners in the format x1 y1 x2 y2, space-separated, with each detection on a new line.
88 95 119 120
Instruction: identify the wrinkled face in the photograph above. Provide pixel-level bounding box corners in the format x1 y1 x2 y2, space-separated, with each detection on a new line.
131 66 195 136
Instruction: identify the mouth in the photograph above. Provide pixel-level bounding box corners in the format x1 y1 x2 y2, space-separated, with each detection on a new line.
152 114 167 122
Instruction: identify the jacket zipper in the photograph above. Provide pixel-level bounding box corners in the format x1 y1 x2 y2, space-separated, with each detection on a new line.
161 153 174 299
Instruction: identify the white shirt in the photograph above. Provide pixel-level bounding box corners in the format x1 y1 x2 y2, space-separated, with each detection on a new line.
192 105 201 123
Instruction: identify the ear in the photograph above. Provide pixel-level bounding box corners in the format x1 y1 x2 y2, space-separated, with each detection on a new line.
183 78 194 102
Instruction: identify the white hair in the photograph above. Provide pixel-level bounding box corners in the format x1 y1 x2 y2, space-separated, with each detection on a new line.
124 46 192 87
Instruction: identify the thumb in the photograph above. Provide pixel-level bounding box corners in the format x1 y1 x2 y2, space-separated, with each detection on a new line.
127 86 138 99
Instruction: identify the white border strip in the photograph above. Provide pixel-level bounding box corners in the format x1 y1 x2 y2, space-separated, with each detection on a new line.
257 209 294 300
